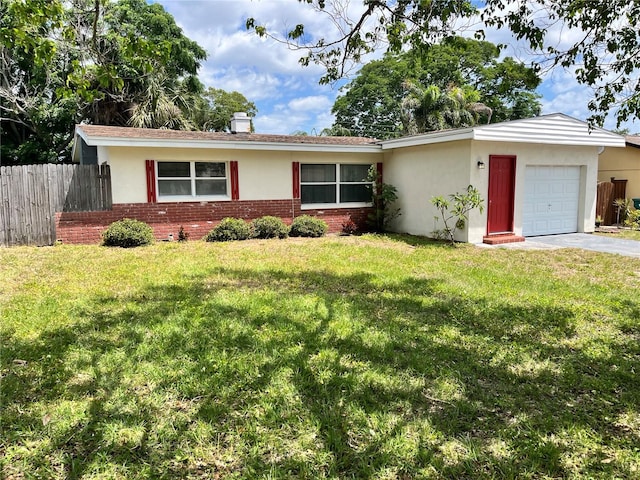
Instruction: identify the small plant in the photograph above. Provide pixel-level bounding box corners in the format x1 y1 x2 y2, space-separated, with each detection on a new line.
102 218 154 248
595 215 603 228
614 198 632 225
366 166 401 232
431 185 484 246
341 218 359 235
624 209 640 230
204 218 252 242
289 215 328 238
251 216 289 239
178 225 190 242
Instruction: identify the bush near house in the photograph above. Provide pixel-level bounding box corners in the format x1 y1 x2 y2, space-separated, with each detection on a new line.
251 216 289 239
289 215 328 238
102 218 154 247
625 210 640 230
204 218 252 242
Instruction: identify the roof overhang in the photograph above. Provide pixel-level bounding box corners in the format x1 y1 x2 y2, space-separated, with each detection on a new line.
75 126 382 154
380 113 626 150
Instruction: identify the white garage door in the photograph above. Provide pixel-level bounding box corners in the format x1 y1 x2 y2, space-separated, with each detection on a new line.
522 166 581 236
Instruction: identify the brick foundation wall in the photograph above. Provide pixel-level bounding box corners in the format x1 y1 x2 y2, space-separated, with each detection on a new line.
55 200 373 244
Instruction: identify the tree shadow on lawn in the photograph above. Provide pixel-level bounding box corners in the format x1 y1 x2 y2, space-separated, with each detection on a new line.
2 266 639 478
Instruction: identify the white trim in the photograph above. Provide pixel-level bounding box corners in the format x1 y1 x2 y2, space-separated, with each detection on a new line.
78 133 382 154
301 202 372 210
380 113 626 149
300 163 373 206
156 195 231 203
156 160 229 201
381 129 474 149
76 113 625 157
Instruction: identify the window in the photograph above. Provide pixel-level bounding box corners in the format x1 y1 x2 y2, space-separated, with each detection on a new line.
157 161 227 198
301 163 372 205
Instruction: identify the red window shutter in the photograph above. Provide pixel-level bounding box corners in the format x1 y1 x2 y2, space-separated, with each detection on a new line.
292 162 300 199
230 160 239 200
376 162 383 183
145 159 157 203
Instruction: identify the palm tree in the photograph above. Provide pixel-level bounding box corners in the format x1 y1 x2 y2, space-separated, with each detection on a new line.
400 81 491 133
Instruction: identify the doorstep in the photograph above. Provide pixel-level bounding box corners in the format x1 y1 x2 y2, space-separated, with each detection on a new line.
483 234 525 245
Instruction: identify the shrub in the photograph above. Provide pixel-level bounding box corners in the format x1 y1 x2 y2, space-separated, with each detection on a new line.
431 185 484 246
204 218 252 242
625 209 640 230
177 225 190 242
366 165 401 232
251 216 289 239
341 218 359 235
289 215 328 238
102 218 154 248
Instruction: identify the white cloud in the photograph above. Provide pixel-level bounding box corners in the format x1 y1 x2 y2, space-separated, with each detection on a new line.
156 0 638 134
288 95 333 113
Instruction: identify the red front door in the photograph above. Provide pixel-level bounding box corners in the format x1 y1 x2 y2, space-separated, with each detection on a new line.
487 155 516 234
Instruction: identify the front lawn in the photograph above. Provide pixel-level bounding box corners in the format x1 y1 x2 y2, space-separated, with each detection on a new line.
595 228 640 241
2 236 639 478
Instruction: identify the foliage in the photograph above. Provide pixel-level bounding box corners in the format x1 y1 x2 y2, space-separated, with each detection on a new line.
289 215 328 237
251 216 289 239
2 238 640 478
401 82 480 134
102 218 154 248
248 0 638 127
177 225 189 242
624 209 640 230
204 218 252 242
190 88 257 132
0 0 76 164
613 198 632 225
431 185 484 245
341 218 359 235
2 0 258 165
366 166 401 233
332 39 541 138
319 125 352 137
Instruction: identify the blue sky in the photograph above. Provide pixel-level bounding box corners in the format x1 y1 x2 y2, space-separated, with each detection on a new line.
155 0 639 135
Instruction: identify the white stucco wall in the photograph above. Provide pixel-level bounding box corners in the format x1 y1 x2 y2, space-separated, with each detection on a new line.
384 140 599 243
470 141 599 238
103 146 380 203
383 140 473 241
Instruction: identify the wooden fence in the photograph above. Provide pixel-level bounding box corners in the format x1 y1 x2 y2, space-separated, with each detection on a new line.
0 164 111 247
596 179 628 226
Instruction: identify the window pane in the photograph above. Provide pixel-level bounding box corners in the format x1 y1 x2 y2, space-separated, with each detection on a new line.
196 179 227 196
158 179 191 195
301 184 336 204
301 164 336 183
341 164 371 182
196 162 225 178
158 162 190 178
340 184 371 203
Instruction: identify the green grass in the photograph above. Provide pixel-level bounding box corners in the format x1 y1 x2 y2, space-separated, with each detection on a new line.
2 235 640 479
595 228 640 241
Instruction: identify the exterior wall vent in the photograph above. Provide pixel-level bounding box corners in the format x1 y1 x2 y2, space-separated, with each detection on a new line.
231 112 251 134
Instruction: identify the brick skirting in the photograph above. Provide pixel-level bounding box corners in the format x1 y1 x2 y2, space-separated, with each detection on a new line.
55 200 373 244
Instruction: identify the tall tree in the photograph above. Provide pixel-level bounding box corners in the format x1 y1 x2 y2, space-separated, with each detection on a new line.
247 0 639 127
1 0 76 164
331 54 410 139
190 88 258 132
1 0 207 164
331 38 541 139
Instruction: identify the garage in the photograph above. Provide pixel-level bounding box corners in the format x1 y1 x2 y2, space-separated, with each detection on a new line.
522 166 581 236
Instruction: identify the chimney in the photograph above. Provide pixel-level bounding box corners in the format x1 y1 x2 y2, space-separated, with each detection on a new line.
230 112 251 134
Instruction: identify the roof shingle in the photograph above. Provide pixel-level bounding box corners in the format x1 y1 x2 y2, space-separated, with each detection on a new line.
77 124 379 146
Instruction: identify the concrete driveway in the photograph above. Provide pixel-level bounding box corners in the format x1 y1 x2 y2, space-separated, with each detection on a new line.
492 233 640 258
